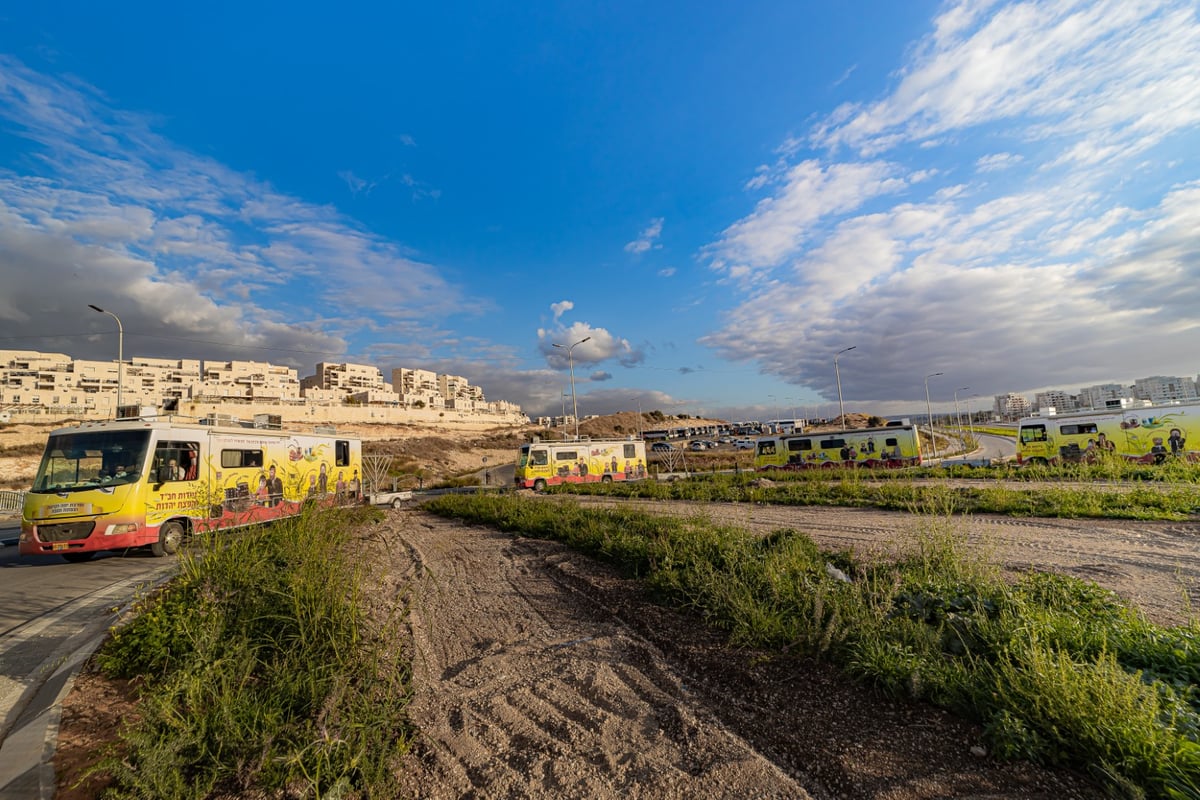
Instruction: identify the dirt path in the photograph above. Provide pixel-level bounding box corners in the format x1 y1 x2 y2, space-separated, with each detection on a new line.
384 506 1101 799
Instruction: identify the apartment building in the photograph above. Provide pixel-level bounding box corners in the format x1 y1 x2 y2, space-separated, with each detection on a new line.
301 362 385 395
993 392 1032 420
201 360 301 402
1077 383 1132 410
1033 389 1077 414
1133 376 1198 406
0 350 515 418
391 368 442 408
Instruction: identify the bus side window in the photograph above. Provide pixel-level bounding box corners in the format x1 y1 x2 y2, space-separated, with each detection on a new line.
1020 426 1047 443
531 450 548 466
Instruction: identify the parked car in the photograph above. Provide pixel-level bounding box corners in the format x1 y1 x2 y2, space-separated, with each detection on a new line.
689 441 708 451
735 439 755 450
650 442 673 452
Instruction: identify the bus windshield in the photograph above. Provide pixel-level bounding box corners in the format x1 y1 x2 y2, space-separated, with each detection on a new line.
30 430 152 493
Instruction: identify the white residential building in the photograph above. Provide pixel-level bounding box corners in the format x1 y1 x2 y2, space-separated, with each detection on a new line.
993 393 1032 420
1034 390 1077 414
1133 376 1197 405
1077 383 1133 410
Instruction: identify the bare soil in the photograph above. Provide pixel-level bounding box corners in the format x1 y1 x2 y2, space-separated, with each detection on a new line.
53 495 1195 798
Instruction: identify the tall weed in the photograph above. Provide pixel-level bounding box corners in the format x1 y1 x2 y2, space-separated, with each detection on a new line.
91 506 411 799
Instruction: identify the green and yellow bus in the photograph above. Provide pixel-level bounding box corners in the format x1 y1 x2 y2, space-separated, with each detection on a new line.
754 422 922 470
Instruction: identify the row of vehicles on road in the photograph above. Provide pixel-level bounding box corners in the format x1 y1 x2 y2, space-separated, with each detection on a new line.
19 413 363 562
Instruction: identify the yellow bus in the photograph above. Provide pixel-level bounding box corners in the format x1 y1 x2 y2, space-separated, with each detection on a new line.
754 422 922 470
515 438 647 491
1017 404 1200 466
19 415 361 562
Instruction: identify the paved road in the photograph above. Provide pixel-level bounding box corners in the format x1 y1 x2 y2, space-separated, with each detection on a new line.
0 521 176 799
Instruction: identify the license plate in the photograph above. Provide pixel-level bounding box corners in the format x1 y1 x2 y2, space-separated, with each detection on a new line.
52 543 68 551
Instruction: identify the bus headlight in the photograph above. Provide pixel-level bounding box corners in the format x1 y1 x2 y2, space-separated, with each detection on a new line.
105 523 139 537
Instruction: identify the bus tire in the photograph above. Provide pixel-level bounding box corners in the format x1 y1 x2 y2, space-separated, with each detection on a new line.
152 520 185 557
62 552 94 563
533 479 547 492
601 474 613 483
1027 457 1049 467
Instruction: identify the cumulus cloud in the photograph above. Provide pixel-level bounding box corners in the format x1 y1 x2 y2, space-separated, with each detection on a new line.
536 310 647 370
701 0 1200 404
624 217 664 254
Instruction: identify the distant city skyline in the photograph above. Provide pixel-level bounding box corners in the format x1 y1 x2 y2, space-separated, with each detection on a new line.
6 345 1200 432
1 2 1198 422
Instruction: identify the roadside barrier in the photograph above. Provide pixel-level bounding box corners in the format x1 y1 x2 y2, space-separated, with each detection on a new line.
0 490 24 514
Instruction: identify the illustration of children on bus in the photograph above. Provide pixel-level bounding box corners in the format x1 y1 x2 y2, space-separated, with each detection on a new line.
1150 437 1169 465
1169 428 1186 456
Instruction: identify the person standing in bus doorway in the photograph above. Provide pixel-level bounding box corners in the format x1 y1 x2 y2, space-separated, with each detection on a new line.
266 465 284 506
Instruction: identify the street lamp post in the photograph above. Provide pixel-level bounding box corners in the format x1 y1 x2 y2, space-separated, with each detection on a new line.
968 395 979 442
834 346 856 431
924 372 944 458
767 394 778 432
561 390 569 438
553 336 590 439
955 386 969 454
954 386 969 433
88 304 123 417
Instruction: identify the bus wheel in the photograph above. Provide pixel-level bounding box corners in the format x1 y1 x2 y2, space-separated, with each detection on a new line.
62 552 94 563
152 521 185 557
533 479 547 492
1027 458 1049 467
601 474 613 483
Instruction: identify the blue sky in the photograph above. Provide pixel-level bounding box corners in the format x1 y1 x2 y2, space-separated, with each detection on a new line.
1 1 1199 421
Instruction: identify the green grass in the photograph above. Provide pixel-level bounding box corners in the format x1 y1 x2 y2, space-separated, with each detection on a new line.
424 492 1200 798
545 470 1200 520
88 505 412 800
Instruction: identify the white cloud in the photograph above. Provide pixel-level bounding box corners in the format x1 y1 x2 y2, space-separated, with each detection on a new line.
706 160 910 280
975 152 1023 172
624 217 664 254
701 0 1200 404
551 300 574 322
0 56 465 368
536 320 646 369
658 267 676 278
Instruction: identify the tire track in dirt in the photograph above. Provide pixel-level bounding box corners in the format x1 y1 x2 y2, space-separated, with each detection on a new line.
388 509 809 799
377 505 1103 799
